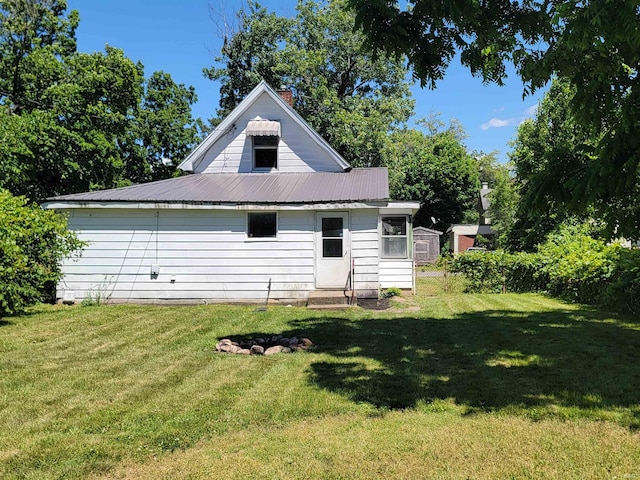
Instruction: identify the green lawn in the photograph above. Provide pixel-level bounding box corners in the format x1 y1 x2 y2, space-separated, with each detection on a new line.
1 289 639 479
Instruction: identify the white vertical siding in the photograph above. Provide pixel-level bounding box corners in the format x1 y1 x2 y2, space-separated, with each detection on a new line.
350 209 380 297
198 92 343 174
60 208 316 302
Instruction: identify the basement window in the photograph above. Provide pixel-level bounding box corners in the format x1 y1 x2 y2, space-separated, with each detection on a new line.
248 212 277 238
381 216 408 258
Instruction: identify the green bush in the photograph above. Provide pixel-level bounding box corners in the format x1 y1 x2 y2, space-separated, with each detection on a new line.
451 251 547 294
537 224 615 304
599 247 640 314
0 190 84 316
381 287 402 298
451 223 640 315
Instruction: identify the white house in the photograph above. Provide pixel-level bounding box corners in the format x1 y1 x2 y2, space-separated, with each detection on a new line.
44 81 419 304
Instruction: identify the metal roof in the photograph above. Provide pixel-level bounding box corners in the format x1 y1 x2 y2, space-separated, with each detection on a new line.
46 168 389 204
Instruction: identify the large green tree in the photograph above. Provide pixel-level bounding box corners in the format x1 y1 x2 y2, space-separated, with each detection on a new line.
122 71 204 183
0 1 202 199
347 0 640 239
508 79 600 251
0 46 143 199
206 0 414 167
384 124 478 229
0 0 78 114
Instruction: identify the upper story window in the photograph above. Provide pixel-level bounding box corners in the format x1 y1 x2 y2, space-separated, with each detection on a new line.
253 135 279 170
246 117 281 171
381 216 409 258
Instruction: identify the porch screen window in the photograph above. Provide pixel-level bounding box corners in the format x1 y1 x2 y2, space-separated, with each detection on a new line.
248 212 277 238
381 216 408 258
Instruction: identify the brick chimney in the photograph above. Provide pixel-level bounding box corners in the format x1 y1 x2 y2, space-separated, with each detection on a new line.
277 87 293 107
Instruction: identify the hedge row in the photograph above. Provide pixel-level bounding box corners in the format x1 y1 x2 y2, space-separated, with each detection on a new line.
451 226 640 315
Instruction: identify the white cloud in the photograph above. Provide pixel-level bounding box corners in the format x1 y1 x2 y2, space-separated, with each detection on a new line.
523 103 539 117
480 117 515 130
481 103 540 131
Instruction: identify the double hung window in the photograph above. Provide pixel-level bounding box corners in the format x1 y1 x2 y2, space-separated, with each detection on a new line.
381 216 409 258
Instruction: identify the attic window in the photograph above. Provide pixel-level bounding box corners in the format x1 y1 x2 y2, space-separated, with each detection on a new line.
253 135 279 170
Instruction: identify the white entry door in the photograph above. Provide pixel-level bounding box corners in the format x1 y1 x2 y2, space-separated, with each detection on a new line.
315 212 351 289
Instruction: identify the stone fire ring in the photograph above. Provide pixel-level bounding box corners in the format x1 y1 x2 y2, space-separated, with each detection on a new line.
215 335 314 355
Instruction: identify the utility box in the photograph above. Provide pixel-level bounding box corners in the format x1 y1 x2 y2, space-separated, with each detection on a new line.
62 290 75 305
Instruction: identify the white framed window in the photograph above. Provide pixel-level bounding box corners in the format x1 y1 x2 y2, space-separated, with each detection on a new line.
381 216 409 258
247 212 277 239
253 135 278 170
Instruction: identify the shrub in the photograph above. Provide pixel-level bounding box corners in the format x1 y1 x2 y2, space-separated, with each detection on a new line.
537 224 615 304
0 190 84 316
451 251 547 294
381 287 402 298
451 222 640 315
599 247 640 315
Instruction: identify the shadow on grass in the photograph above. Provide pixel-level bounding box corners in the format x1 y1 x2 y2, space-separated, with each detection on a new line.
224 307 640 427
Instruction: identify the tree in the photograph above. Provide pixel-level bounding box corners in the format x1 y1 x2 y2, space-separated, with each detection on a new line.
0 0 78 114
0 189 83 316
0 1 203 199
383 123 478 229
0 46 144 199
347 0 640 239
507 79 600 251
204 1 290 121
473 151 519 248
122 71 204 183
206 0 414 167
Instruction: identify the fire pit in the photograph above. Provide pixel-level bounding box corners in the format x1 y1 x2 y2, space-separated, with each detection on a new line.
215 334 313 355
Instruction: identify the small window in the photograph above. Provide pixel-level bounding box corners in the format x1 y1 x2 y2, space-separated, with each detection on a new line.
253 135 278 169
381 216 408 258
322 217 344 257
248 212 277 238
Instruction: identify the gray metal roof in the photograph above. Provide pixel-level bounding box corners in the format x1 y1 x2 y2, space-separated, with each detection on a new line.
47 168 389 204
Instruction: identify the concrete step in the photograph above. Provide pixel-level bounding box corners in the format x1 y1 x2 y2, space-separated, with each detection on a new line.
307 290 352 306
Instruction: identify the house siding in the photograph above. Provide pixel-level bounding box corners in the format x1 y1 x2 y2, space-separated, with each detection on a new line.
379 260 414 290
198 92 343 174
350 209 380 298
58 207 392 302
61 208 317 302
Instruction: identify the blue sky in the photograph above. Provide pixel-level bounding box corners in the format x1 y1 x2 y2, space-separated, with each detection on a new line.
67 0 545 161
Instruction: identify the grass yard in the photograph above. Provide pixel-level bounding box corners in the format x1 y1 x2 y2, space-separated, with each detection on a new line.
1 288 639 479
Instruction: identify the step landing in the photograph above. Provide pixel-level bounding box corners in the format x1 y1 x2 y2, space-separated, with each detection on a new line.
306 290 353 310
